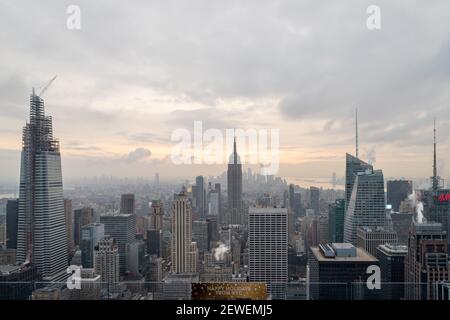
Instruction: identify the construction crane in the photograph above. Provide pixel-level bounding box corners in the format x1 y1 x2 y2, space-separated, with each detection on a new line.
38 75 57 97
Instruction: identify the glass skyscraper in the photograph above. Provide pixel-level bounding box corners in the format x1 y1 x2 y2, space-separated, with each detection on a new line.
344 169 386 245
16 89 68 282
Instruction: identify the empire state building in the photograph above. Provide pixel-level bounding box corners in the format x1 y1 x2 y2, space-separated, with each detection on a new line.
16 89 68 282
227 136 243 225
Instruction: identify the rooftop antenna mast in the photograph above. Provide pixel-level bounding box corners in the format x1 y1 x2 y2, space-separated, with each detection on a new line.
355 108 359 159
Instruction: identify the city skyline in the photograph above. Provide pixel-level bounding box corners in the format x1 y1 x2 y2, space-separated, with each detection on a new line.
3 1 450 308
1 1 450 184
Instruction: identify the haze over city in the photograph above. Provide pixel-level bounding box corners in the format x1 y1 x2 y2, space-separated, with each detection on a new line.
1 0 450 185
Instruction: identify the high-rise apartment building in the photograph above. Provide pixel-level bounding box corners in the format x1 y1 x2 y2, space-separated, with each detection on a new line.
16 89 68 282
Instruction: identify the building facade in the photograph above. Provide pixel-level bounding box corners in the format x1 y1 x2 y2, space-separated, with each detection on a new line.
248 207 288 299
16 89 68 282
344 169 386 245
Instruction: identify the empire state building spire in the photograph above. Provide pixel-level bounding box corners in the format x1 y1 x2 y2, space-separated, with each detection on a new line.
227 133 243 225
233 134 237 164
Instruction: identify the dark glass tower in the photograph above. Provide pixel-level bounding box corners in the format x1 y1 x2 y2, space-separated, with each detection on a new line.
6 199 19 249
16 89 68 282
227 136 243 225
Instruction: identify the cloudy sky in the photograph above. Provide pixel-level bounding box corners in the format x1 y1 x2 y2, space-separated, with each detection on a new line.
1 0 449 186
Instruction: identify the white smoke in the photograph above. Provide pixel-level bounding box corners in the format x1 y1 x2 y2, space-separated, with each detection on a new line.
407 191 425 223
365 147 376 165
416 201 424 223
214 243 229 261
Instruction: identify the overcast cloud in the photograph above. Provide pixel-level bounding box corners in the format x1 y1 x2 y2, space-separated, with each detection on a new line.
0 0 449 184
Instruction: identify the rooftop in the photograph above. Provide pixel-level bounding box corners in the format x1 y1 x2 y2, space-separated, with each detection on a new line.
377 243 408 255
311 244 377 262
0 265 21 275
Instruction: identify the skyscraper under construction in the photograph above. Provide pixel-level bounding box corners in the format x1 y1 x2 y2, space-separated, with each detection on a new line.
16 89 68 282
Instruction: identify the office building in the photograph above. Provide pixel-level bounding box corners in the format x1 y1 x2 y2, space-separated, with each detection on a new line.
376 244 407 300
163 273 198 300
344 168 386 245
328 199 345 243
227 136 243 225
0 263 39 300
193 176 206 218
345 153 373 210
74 207 96 246
64 199 74 258
100 213 136 275
94 237 120 287
0 248 16 265
150 199 164 232
6 199 18 249
387 180 413 212
193 220 209 253
308 243 379 300
405 222 449 300
120 193 135 214
310 187 320 215
356 226 397 257
128 240 145 276
248 207 288 299
390 212 414 245
171 189 197 273
80 223 105 268
207 183 221 217
147 229 161 257
16 89 68 282
421 120 450 249
422 189 450 249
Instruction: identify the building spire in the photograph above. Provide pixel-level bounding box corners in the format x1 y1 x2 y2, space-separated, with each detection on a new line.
355 108 359 159
233 130 237 165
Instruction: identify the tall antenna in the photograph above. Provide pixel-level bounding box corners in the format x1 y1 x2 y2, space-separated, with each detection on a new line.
432 118 440 191
355 108 359 159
